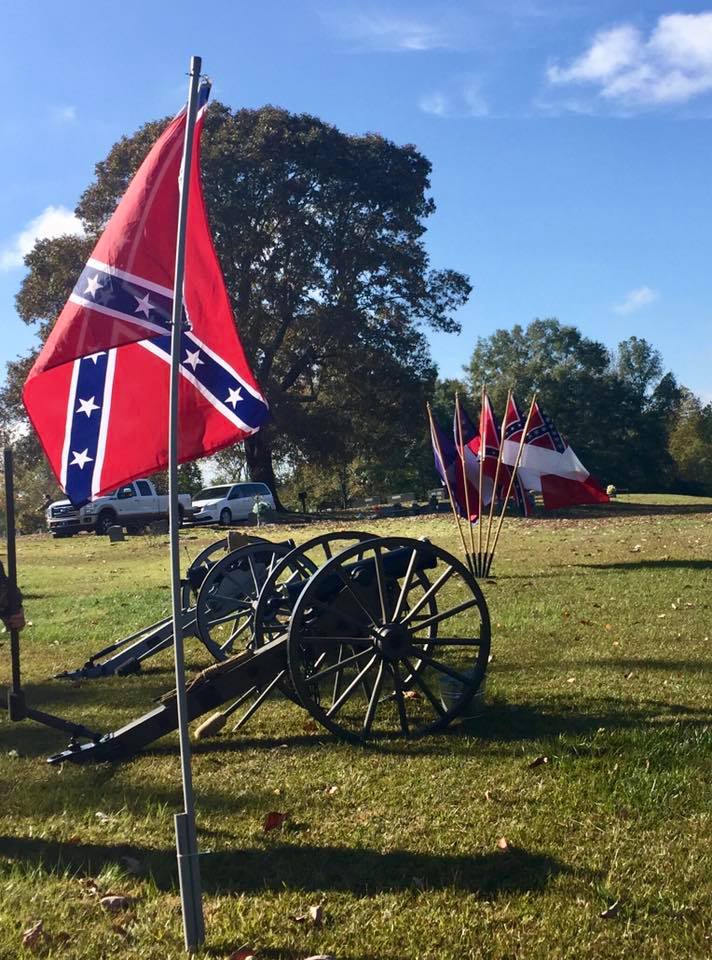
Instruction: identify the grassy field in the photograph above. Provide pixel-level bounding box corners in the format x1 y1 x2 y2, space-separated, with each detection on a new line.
1 494 710 959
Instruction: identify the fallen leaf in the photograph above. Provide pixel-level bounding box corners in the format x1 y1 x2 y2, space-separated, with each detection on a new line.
403 689 421 699
263 811 288 832
309 904 324 927
528 756 549 769
496 836 510 852
228 950 255 960
95 810 113 823
100 895 130 913
604 624 612 631
325 785 338 796
631 544 641 552
567 677 576 684
22 920 44 950
303 955 336 960
600 899 620 919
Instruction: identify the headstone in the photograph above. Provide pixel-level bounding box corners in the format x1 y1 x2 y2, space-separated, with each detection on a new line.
108 525 125 543
228 531 251 551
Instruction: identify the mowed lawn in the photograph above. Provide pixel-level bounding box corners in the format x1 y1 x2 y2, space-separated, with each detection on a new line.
1 495 710 960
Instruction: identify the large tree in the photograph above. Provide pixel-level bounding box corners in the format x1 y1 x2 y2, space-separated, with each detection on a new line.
5 105 469 509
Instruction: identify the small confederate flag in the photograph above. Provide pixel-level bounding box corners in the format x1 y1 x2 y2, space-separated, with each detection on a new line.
430 414 479 521
503 397 608 509
23 80 268 506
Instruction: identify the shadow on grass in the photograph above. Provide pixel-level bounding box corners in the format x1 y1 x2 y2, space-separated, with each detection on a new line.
0 834 575 897
578 559 712 572
530 501 712 519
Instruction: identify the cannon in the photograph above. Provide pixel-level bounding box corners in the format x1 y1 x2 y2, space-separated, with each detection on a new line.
45 532 491 763
56 535 297 679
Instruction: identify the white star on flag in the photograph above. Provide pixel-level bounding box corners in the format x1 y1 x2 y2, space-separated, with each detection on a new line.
134 292 153 317
225 386 242 408
84 274 103 298
76 396 100 417
70 449 93 470
184 348 204 371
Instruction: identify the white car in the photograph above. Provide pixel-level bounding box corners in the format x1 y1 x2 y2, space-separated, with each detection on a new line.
191 482 275 525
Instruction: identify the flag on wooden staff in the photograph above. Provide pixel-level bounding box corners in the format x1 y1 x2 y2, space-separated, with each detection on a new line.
502 398 609 509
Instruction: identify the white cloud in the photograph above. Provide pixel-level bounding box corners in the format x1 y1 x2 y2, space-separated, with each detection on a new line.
613 286 660 315
0 205 84 271
50 105 77 124
547 13 712 108
325 10 452 52
420 77 489 118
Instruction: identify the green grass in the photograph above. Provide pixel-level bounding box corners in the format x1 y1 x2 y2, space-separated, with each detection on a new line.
1 496 711 959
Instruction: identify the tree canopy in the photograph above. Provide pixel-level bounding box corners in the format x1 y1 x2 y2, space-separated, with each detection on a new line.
3 104 470 512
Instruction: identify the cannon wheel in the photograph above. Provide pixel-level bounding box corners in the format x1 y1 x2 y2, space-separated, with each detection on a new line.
180 535 268 609
194 540 293 661
251 531 376 704
287 536 491 742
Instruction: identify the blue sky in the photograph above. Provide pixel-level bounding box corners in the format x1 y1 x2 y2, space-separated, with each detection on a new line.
1 0 711 401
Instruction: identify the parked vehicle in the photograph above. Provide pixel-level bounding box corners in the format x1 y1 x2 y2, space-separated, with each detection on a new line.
47 479 193 537
191 482 275 525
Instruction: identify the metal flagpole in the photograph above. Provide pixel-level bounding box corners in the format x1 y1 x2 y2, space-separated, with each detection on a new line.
168 54 205 952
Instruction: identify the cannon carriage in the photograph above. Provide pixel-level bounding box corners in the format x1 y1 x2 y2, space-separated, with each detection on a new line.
20 531 492 764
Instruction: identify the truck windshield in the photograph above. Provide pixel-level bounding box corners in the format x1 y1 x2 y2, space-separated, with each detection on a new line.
195 486 231 501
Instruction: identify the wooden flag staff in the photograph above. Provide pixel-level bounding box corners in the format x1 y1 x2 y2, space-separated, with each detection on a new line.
476 383 485 577
483 388 511 561
427 404 472 572
483 393 537 577
454 393 477 564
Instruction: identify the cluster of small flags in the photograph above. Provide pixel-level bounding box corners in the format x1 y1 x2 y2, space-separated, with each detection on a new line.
428 389 609 576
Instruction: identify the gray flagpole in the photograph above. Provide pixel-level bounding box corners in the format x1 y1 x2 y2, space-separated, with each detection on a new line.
168 54 205 952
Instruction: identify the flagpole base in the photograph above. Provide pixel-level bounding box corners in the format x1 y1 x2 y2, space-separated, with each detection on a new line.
175 812 205 951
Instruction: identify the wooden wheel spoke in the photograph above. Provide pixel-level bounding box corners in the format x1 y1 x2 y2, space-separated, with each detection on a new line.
401 565 455 625
334 568 379 625
373 546 389 622
300 635 372 645
332 643 347 703
362 660 385 736
311 598 372 632
306 647 374 684
326 655 378 718
405 649 473 685
403 658 446 718
408 597 480 634
412 635 482 647
247 555 262 596
390 661 410 735
392 548 418 622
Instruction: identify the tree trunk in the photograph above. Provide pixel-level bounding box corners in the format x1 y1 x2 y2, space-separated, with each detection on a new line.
244 431 286 511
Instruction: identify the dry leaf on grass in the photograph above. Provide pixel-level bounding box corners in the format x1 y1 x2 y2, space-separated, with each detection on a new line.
100 895 130 913
309 904 324 927
21 920 44 950
263 811 289 832
528 756 549 769
496 836 510 852
600 899 620 919
303 955 336 960
228 951 255 960
325 785 338 796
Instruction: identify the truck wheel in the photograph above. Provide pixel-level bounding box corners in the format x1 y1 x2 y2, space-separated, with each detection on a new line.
95 510 117 535
219 507 232 526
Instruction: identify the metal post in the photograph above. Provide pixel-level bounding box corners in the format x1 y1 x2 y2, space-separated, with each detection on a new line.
3 447 26 721
168 55 205 952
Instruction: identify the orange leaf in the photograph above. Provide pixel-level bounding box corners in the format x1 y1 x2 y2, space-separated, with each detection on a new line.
496 836 510 852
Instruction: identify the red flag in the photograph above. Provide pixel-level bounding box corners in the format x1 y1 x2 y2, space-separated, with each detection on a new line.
23 82 268 506
503 398 608 509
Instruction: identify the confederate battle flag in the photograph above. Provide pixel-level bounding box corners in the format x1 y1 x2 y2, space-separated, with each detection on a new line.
23 81 268 506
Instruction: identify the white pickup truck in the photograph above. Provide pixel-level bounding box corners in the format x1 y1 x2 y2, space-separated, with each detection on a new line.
46 479 193 537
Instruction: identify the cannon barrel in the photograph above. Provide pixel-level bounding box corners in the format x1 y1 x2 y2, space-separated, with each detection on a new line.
274 543 437 609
